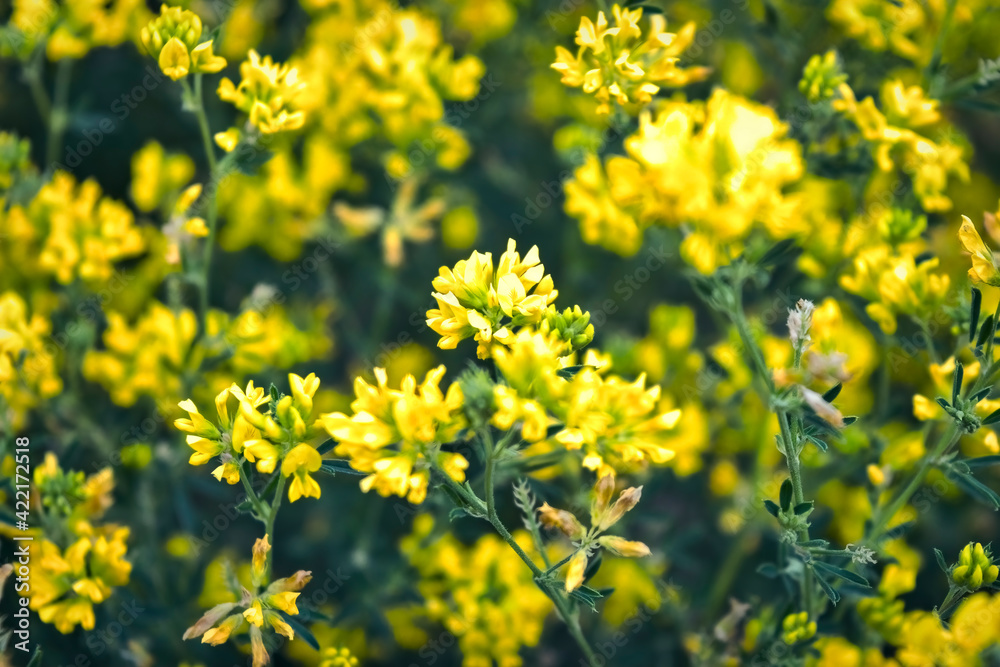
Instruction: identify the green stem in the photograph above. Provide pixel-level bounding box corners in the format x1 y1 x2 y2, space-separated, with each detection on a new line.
24 46 52 120
264 474 287 582
545 552 576 576
238 460 269 521
183 75 221 336
866 422 961 545
434 454 600 666
46 59 73 167
937 586 965 620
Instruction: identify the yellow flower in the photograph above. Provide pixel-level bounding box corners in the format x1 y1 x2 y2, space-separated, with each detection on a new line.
218 50 306 135
959 215 1000 287
140 5 226 80
282 444 322 502
5 170 145 287
396 516 551 666
28 529 131 634
552 5 708 114
323 366 467 504
0 292 62 428
426 239 558 358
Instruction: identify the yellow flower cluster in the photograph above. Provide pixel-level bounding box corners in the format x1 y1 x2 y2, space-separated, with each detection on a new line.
0 291 62 428
833 80 968 212
176 375 326 502
27 456 129 634
823 591 1000 667
140 4 226 81
826 0 945 65
129 140 196 213
496 342 682 477
29 527 132 633
840 235 951 335
4 0 149 60
82 301 331 411
564 89 804 269
390 514 552 667
551 4 708 115
184 536 312 667
214 0 485 259
2 170 145 289
217 50 305 141
322 366 468 504
426 239 558 359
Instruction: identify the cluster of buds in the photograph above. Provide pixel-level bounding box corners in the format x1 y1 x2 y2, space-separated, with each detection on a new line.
140 5 227 81
540 305 595 354
539 475 650 592
781 611 816 644
183 536 311 666
951 542 999 590
798 50 847 103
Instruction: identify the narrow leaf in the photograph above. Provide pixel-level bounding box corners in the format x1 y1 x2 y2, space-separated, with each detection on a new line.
953 361 964 404
780 479 793 512
966 455 1000 468
813 561 871 587
971 288 983 342
934 548 949 573
983 409 1000 425
279 612 320 650
764 500 780 518
815 573 841 605
794 501 814 515
979 314 995 347
822 383 842 403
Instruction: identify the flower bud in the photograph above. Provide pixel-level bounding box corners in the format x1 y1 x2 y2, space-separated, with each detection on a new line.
597 535 651 558
538 503 586 540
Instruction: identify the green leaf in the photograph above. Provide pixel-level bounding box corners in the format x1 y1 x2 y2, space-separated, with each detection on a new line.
757 238 798 267
26 647 43 667
234 147 276 175
970 388 992 404
815 573 841 605
780 479 793 512
936 397 951 410
316 438 337 456
556 365 593 380
813 561 871 587
934 548 949 573
947 470 1000 510
764 499 780 517
953 361 964 404
979 314 995 347
971 288 983 342
798 539 830 548
965 455 1000 468
793 501 814 515
449 507 473 521
983 410 1000 425
319 460 366 476
279 612 320 650
583 554 602 584
822 383 842 403
805 434 829 452
842 416 858 426
569 585 605 611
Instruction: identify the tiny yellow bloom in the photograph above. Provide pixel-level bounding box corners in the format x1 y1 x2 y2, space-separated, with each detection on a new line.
959 215 1000 287
158 37 191 80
